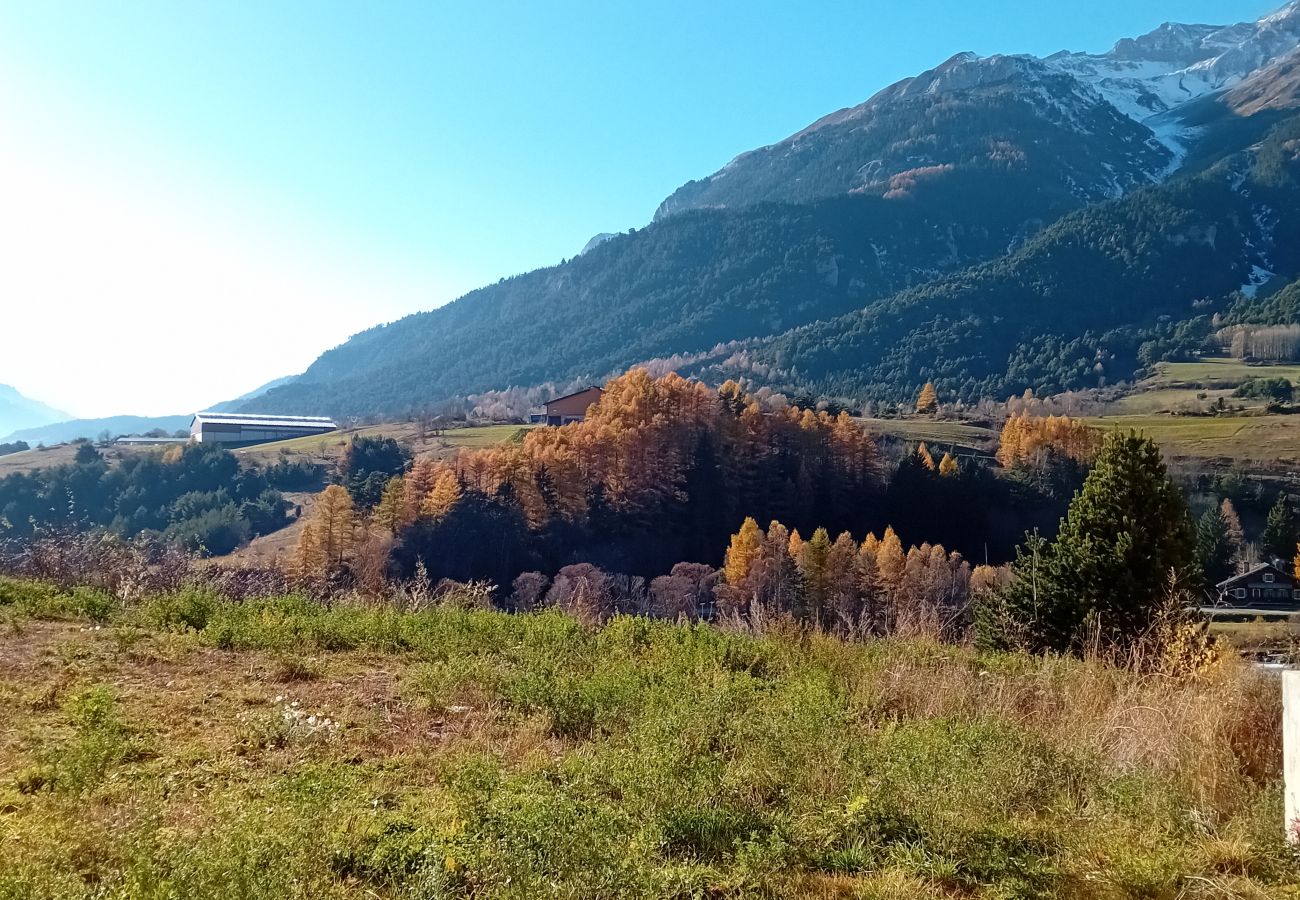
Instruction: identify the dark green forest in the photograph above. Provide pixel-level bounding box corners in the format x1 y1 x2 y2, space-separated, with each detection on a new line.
0 444 301 556
744 115 1300 403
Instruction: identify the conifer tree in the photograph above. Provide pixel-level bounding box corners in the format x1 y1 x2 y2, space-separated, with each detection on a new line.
1220 498 1246 569
938 452 958 477
1195 506 1234 589
876 527 906 596
917 442 935 471
1263 494 1296 563
985 431 1196 653
423 471 463 522
723 517 763 586
291 523 324 582
915 382 938 415
297 484 357 575
797 527 832 624
826 531 861 626
375 476 406 534
764 520 803 614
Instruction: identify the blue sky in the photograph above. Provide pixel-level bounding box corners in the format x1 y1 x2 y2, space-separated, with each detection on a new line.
0 0 1280 417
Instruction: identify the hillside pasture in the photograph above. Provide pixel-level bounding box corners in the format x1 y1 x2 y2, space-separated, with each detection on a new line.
856 418 996 454
236 422 532 467
1085 413 1300 470
1158 357 1300 390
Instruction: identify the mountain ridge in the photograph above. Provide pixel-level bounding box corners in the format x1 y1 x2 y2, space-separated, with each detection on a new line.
0 384 69 440
243 3 1300 420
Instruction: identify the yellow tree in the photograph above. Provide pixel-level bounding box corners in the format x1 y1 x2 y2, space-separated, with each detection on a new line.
938 452 958 477
296 485 356 575
876 526 906 595
917 442 936 471
724 517 763 585
374 476 406 534
797 527 832 624
291 523 324 581
788 528 804 561
996 414 1025 467
423 470 463 521
915 382 938 415
402 458 440 524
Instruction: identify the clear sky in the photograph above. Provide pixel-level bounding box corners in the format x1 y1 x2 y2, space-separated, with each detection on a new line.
0 0 1280 418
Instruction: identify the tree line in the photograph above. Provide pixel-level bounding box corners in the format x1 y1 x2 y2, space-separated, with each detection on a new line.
0 442 303 556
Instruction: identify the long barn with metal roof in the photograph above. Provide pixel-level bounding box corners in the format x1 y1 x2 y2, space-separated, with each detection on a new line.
190 412 337 445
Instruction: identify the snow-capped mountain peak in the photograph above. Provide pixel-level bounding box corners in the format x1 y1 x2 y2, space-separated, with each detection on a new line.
1045 2 1300 127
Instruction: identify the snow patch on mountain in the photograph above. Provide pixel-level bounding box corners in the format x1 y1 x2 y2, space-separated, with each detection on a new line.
1045 2 1300 177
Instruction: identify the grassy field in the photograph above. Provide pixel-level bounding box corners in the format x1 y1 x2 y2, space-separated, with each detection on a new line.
1158 358 1300 390
1109 388 1240 415
856 419 996 454
0 443 82 475
236 423 532 467
1084 413 1300 469
0 576 1294 898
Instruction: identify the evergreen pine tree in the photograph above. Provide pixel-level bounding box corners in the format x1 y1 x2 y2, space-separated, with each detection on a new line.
985 431 1196 653
1263 494 1296 563
1195 506 1234 590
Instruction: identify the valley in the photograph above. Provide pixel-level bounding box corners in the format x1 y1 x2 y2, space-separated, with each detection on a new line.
7 4 1300 896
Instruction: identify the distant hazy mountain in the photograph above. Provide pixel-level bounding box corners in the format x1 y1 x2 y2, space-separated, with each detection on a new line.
207 374 299 413
244 2 1300 417
3 415 192 446
0 374 302 446
0 384 68 439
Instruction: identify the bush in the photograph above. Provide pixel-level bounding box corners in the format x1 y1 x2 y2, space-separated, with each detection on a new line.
1234 376 1294 402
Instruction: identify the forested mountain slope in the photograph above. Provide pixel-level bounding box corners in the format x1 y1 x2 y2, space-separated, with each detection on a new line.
727 115 1300 403
247 169 1077 418
246 5 1300 419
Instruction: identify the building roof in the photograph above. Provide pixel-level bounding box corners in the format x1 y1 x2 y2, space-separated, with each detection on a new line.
545 386 604 405
1215 562 1293 590
191 412 336 429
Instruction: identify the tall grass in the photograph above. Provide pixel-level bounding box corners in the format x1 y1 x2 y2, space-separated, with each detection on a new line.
0 576 1296 898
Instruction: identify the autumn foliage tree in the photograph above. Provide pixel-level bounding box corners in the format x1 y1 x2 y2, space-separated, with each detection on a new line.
293 484 357 580
719 517 971 637
915 382 938 415
389 369 884 580
996 413 1100 469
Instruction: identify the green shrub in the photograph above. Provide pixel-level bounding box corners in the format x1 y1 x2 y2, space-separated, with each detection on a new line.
23 687 146 795
0 577 114 621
